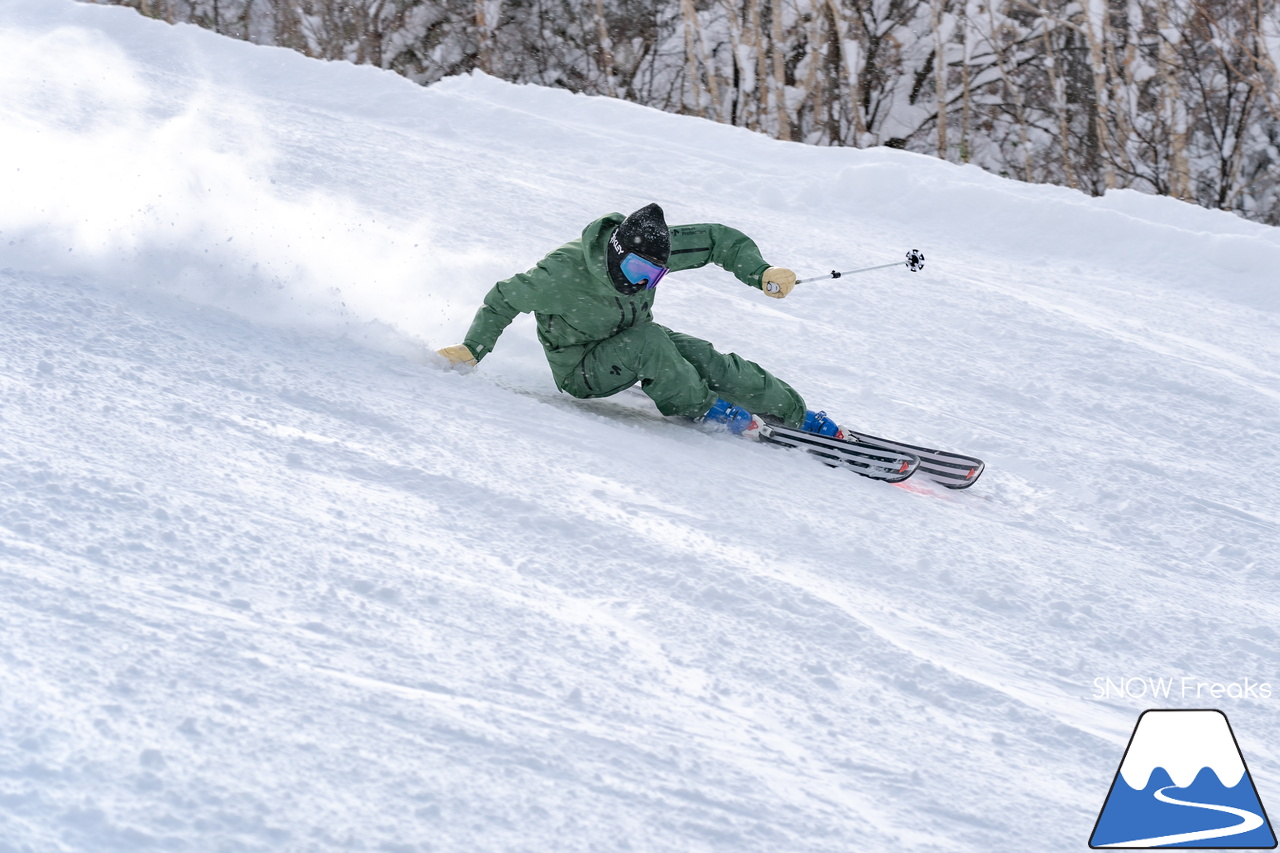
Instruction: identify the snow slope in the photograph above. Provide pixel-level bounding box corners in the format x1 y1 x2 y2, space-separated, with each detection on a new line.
3 1 1280 850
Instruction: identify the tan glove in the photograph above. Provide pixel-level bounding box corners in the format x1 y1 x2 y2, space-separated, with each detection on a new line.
761 267 797 299
436 344 477 367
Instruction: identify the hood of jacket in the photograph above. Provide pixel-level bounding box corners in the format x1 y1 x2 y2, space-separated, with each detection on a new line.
579 212 627 294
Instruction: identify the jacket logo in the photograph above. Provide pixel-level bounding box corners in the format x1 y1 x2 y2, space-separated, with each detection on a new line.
610 365 622 375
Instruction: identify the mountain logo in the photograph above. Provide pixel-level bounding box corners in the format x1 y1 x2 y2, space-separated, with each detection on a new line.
1091 709 1276 848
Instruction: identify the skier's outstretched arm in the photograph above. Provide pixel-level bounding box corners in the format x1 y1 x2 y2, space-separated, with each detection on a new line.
436 250 571 366
435 281 518 366
459 281 523 363
667 223 796 299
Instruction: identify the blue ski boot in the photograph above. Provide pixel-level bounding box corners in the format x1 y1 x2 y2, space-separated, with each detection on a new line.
801 409 846 440
702 398 763 437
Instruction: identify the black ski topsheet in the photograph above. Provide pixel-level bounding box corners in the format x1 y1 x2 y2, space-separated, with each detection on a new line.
759 424 920 483
842 430 985 490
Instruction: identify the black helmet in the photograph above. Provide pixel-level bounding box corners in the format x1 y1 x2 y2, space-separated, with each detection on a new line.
606 203 670 295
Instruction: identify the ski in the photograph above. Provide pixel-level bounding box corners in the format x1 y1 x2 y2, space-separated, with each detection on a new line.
758 423 920 483
840 429 985 490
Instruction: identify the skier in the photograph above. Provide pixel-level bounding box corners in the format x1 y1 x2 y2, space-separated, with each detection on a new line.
435 203 845 439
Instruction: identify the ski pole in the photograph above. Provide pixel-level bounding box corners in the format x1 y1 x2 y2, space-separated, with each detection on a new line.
791 249 926 286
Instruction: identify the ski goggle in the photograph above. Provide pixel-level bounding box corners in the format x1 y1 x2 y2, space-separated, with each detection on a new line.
618 252 668 290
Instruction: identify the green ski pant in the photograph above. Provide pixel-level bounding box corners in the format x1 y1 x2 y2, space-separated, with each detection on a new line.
560 322 807 427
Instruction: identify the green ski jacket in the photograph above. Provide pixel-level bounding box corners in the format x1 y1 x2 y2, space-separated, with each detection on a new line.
462 213 773 390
